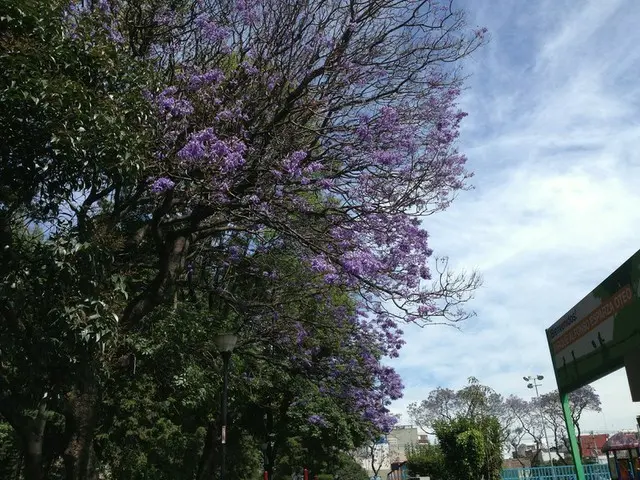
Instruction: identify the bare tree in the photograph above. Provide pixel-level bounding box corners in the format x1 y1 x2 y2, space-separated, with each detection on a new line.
504 395 546 465
537 386 602 461
355 440 390 478
408 387 459 434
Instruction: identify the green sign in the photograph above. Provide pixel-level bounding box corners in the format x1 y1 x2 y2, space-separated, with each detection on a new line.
546 249 640 394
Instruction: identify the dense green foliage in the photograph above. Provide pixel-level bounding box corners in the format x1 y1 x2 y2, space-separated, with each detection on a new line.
406 443 446 480
407 378 505 480
434 415 502 480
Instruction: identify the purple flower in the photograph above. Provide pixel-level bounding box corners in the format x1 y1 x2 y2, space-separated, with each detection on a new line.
294 322 307 346
178 129 247 173
266 74 279 91
308 414 328 427
195 14 230 43
188 69 225 90
281 151 308 178
235 0 258 24
150 177 175 193
240 61 259 75
156 88 194 117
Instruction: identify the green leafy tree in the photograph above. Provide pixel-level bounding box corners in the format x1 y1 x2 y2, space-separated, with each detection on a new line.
408 377 515 452
434 415 502 480
406 443 446 480
0 421 22 478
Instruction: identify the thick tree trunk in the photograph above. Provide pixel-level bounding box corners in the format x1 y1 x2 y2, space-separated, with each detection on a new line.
63 378 98 480
22 400 47 480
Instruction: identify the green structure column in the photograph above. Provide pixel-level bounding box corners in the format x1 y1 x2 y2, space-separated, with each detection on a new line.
560 392 586 480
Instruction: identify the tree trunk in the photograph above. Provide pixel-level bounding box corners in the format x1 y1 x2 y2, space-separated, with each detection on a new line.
575 423 583 460
22 400 47 480
63 378 98 480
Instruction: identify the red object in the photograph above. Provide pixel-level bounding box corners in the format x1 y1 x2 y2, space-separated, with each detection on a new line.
263 472 268 480
314 476 318 480
304 468 308 480
580 433 610 457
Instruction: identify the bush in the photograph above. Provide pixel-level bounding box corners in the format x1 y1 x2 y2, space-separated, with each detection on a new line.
406 443 447 480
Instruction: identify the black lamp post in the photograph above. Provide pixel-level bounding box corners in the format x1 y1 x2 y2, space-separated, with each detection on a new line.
214 333 237 480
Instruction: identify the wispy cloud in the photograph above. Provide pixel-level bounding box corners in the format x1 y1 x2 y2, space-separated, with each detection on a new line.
390 0 640 433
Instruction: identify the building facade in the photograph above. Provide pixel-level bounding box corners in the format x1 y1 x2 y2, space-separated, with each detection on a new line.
579 433 609 464
355 425 420 478
387 425 420 463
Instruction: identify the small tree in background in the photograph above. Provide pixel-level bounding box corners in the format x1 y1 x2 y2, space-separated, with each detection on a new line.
434 415 502 480
406 443 446 480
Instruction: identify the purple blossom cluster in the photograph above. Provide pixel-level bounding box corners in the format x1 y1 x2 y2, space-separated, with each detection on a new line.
240 61 260 76
178 129 247 174
63 0 124 44
187 69 225 91
195 14 230 44
125 0 478 433
307 414 329 427
153 8 177 26
274 294 405 434
324 338 404 434
155 87 194 117
235 0 259 24
150 177 175 193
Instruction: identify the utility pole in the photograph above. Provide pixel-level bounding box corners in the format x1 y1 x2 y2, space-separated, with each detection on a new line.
524 375 557 479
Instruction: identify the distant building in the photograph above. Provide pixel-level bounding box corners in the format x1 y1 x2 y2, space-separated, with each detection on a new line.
503 458 532 469
579 433 609 461
387 425 419 463
512 434 610 466
355 425 420 478
513 443 563 463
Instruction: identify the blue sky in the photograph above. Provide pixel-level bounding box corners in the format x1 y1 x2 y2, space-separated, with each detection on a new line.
389 0 640 434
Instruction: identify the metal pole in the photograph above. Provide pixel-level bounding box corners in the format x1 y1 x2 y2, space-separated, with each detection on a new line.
220 351 231 480
532 379 556 476
561 392 586 480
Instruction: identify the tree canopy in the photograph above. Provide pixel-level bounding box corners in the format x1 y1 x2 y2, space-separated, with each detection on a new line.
0 0 485 478
409 379 603 472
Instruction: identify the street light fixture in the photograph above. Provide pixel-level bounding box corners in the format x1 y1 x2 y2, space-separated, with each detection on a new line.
524 375 556 479
214 333 238 480
214 333 238 353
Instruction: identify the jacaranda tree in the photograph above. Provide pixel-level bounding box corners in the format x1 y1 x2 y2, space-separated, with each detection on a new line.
0 0 485 478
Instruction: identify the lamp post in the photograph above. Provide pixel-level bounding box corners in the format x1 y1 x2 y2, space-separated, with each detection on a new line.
524 375 557 478
214 333 237 480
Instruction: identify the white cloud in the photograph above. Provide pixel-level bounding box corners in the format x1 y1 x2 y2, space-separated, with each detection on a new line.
389 0 640 436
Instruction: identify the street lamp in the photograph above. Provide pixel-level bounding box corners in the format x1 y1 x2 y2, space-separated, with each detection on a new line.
214 333 238 480
524 375 557 478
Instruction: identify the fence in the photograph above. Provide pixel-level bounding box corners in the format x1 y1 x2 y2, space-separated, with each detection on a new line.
502 464 610 480
385 463 610 480
387 462 408 480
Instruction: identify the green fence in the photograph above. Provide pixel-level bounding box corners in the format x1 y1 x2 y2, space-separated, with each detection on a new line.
502 464 610 480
